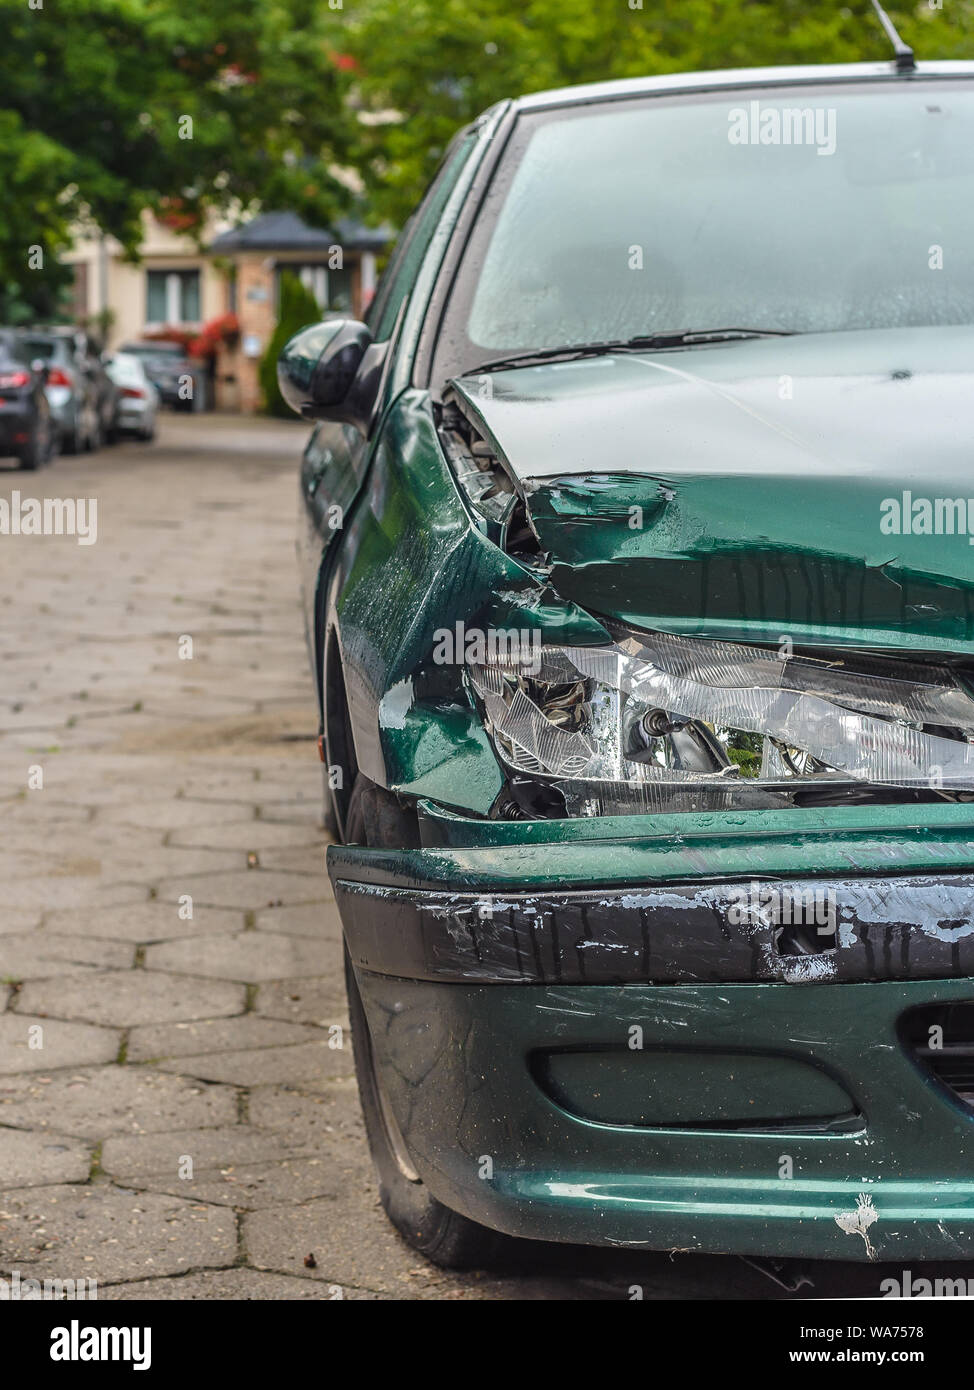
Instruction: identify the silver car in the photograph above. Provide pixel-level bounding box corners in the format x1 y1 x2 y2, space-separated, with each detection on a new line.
18 331 102 453
105 352 159 441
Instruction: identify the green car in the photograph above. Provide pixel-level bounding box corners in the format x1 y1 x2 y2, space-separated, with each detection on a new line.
281 56 974 1270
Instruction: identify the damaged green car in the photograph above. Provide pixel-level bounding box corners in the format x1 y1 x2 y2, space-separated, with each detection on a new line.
282 58 974 1268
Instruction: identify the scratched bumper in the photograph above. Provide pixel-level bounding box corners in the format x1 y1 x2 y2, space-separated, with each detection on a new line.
353 970 974 1259
332 869 974 985
330 805 974 1257
329 805 974 986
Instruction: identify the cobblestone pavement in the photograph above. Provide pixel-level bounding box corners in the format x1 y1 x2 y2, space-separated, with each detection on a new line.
0 414 915 1301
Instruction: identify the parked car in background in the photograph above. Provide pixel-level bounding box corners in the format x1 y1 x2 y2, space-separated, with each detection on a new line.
118 340 198 411
105 352 158 441
0 331 57 469
66 328 119 445
17 329 109 452
281 59 974 1270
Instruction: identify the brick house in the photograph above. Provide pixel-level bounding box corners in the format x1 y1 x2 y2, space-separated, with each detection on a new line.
206 212 390 413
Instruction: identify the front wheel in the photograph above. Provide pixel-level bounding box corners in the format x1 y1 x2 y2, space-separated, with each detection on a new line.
343 773 506 1270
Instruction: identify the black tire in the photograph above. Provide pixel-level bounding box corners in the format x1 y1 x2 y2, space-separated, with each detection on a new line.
46 419 60 464
343 772 506 1270
62 421 81 455
17 435 42 470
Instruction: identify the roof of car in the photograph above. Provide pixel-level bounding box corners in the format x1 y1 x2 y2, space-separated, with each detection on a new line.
514 59 974 112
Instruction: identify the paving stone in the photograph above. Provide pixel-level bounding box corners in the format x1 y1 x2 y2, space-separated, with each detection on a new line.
255 973 349 1027
43 902 244 943
124 1155 355 1211
0 1067 239 1138
0 909 42 936
243 1184 425 1293
145 931 336 983
0 1015 120 1075
2 879 147 911
97 799 257 830
99 1268 350 1299
0 933 134 978
255 902 343 939
256 845 331 875
169 820 323 851
16 971 245 1028
155 1039 352 1087
255 804 323 827
248 1081 361 1142
154 869 330 911
104 848 247 881
0 1127 92 1187
127 1014 319 1063
101 1125 292 1178
0 1183 237 1282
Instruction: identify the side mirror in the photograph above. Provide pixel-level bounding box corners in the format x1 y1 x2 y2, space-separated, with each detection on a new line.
277 319 386 434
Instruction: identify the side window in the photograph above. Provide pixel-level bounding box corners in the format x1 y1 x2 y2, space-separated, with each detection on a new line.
368 132 476 342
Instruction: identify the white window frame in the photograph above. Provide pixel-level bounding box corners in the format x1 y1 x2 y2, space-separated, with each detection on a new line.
146 268 202 327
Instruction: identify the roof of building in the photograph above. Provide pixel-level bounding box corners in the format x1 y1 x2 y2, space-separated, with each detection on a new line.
207 211 391 255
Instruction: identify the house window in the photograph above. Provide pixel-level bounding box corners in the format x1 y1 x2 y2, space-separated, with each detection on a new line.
283 263 354 314
146 269 201 325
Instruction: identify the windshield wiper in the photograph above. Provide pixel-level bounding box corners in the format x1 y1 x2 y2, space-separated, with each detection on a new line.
463 327 797 377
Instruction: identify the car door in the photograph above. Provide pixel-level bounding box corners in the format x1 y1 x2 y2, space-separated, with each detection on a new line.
296 129 481 696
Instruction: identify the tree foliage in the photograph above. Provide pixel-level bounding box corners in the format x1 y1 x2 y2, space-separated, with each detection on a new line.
0 0 355 316
259 270 322 416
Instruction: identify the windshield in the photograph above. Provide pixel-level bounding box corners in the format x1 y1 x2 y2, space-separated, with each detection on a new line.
434 81 974 381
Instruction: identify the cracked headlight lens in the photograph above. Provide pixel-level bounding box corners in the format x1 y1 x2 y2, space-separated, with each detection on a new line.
467 631 974 814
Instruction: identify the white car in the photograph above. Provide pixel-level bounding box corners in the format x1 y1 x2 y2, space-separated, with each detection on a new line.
105 352 159 441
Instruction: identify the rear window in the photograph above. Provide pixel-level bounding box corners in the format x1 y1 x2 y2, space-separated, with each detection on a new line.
109 355 144 382
19 338 57 360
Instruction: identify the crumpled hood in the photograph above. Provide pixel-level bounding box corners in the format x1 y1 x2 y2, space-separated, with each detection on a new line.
450 326 974 652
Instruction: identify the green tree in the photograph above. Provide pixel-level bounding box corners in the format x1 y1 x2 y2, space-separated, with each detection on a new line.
259 271 322 416
343 0 974 227
0 0 356 317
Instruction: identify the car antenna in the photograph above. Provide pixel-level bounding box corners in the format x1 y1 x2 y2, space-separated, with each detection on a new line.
868 0 916 72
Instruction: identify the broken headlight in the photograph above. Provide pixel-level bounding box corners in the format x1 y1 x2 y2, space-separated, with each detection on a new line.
467 630 974 816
